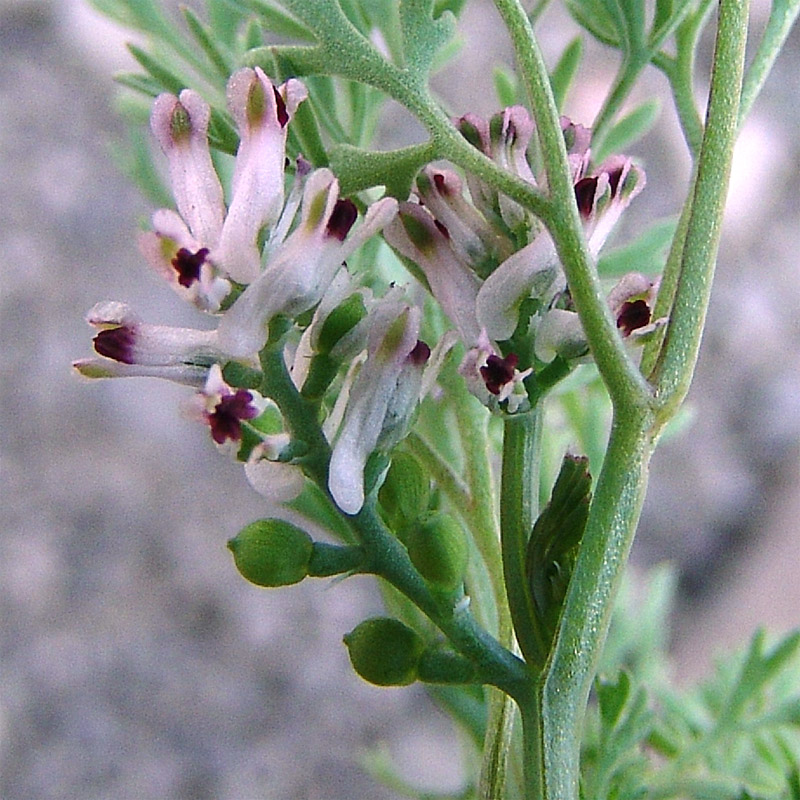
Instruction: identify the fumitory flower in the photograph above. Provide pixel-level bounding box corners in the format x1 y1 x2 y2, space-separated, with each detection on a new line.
217 168 397 357
140 67 307 311
328 297 430 515
185 364 260 446
534 273 664 363
385 107 647 410
73 301 226 386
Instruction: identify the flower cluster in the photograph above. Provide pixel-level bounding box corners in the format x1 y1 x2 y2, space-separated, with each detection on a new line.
75 68 406 512
75 82 658 515
385 108 655 412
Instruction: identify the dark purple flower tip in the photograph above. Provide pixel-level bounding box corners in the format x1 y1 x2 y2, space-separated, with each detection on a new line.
208 389 258 444
326 199 358 241
616 299 651 336
607 166 624 197
93 326 136 364
432 172 451 196
574 177 598 218
408 340 431 366
480 352 519 395
273 86 289 128
171 247 209 288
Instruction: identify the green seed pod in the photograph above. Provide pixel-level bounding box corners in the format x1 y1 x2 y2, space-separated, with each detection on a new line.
378 452 430 531
227 520 312 587
343 617 424 686
405 512 468 591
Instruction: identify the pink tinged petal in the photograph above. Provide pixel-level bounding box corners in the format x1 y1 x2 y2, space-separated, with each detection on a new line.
214 71 308 284
476 234 564 341
244 459 305 503
139 227 231 313
218 178 396 357
328 303 421 514
415 167 510 269
492 107 538 233
72 358 209 386
150 91 224 247
561 117 592 182
385 203 482 344
578 157 646 257
86 301 223 367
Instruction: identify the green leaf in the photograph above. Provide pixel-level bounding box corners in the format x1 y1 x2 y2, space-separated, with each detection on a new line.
245 0 316 40
598 670 633 729
207 0 249 47
597 217 677 277
397 0 457 79
594 99 660 163
493 65 518 108
525 454 592 647
182 6 235 81
89 0 173 37
329 140 436 197
653 0 676 37
565 0 622 48
739 0 800 123
127 43 186 95
549 36 583 113
113 72 164 99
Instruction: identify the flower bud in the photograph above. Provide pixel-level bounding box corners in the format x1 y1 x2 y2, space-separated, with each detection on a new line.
405 512 469 591
378 452 431 531
316 293 367 355
343 618 424 686
227 519 312 587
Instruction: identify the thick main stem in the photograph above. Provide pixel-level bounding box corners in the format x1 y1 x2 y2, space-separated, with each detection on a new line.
541 410 654 798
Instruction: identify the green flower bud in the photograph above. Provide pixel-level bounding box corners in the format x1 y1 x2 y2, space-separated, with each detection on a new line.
343 617 424 686
227 520 312 587
378 452 430 531
317 293 367 355
405 512 468 591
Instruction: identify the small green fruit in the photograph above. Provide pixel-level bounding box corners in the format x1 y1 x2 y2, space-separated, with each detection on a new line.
343 617 424 686
405 512 468 591
227 520 312 587
378 452 430 530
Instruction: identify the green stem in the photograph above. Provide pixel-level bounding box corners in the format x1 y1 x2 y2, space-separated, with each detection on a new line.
501 407 547 668
491 0 654 412
652 0 750 418
259 338 529 697
520 694 545 800
541 410 654 798
739 0 800 123
590 54 649 158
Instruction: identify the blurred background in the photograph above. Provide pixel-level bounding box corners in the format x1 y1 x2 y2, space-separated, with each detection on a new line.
1 0 798 797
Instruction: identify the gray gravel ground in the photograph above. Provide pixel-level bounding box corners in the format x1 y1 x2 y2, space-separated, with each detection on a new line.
1 0 798 797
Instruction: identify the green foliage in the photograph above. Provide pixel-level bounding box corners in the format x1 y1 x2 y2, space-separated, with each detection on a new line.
526 454 592 651
593 99 660 164
549 36 583 113
582 570 800 799
597 218 678 278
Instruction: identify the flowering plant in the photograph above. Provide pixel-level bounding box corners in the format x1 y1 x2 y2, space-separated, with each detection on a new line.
75 0 800 796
